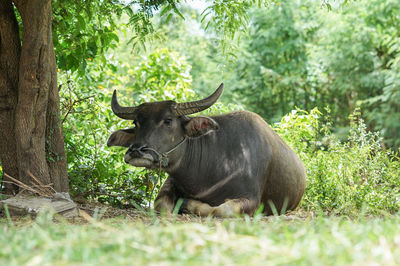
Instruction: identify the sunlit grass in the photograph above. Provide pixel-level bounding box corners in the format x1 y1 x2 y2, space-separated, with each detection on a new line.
1 211 399 265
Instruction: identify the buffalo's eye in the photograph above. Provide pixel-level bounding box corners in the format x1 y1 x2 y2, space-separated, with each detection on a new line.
164 119 172 126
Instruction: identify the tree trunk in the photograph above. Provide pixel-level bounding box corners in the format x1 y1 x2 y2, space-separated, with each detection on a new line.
0 0 21 195
0 0 69 194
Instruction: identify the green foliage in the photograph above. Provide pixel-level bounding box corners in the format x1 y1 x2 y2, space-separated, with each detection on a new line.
226 0 319 121
274 108 322 155
113 48 195 102
274 108 400 215
360 0 400 148
183 0 400 149
52 0 182 75
202 1 251 38
152 7 232 97
53 0 123 75
200 0 283 53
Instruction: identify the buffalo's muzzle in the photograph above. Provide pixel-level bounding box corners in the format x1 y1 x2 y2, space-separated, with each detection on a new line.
125 144 157 166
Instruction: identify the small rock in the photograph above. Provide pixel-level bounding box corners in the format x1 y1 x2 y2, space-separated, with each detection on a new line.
1 194 78 218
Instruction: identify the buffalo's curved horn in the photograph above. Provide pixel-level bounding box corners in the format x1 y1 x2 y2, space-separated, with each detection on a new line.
111 90 138 120
174 83 224 116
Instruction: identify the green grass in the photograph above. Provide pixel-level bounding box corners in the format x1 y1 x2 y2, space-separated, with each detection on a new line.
1 212 400 265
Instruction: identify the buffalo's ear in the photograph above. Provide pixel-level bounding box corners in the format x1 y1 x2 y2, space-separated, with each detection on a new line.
107 128 136 147
184 116 219 138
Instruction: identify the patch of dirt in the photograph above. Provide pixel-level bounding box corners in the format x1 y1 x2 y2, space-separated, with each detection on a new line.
0 199 314 225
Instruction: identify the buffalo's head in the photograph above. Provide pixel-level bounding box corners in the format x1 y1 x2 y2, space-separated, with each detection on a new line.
107 84 223 169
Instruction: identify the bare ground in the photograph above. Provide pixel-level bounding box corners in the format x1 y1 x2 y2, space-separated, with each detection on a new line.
0 199 314 225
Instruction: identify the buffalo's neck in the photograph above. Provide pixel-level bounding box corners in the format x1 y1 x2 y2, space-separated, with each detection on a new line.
167 136 219 198
167 137 208 178
167 133 251 203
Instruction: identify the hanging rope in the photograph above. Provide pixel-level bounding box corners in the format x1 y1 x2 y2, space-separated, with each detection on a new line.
144 137 187 209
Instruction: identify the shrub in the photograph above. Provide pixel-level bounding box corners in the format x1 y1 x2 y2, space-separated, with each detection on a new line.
274 108 400 215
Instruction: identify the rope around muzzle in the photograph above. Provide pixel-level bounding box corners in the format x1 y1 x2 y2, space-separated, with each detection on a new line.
142 137 187 209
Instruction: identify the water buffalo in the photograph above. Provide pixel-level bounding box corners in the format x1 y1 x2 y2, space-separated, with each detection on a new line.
107 84 306 217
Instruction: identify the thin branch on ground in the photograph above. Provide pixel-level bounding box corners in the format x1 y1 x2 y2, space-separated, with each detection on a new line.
2 175 43 196
3 172 54 197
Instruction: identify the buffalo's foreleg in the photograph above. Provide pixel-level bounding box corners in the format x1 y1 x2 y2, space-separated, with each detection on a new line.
154 177 179 214
182 198 258 218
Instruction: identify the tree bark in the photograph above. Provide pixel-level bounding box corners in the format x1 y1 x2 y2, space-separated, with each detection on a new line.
0 0 21 195
46 46 69 192
0 0 69 193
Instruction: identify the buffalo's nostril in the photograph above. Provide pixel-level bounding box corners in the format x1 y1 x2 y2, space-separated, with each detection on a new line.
128 144 149 158
128 144 136 151
128 144 148 151
138 145 148 151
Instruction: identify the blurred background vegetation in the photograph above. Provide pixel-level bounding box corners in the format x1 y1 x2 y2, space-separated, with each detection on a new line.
47 0 400 215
